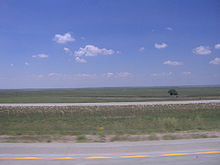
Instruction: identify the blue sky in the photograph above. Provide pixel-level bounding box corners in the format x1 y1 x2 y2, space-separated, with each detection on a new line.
0 0 220 89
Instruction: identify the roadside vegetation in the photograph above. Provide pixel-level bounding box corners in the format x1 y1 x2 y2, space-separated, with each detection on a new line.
0 103 219 137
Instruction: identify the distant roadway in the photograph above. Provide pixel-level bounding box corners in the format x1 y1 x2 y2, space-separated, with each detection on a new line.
0 100 220 107
0 138 220 165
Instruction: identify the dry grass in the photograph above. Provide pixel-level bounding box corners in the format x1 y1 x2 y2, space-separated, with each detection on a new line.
1 87 220 103
0 103 220 136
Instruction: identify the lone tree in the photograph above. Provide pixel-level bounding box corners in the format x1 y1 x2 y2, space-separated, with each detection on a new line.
168 89 178 96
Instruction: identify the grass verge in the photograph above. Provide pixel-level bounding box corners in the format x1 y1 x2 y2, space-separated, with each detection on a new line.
0 103 220 140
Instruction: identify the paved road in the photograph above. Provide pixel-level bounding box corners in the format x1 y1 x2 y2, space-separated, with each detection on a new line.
0 138 220 165
0 100 220 107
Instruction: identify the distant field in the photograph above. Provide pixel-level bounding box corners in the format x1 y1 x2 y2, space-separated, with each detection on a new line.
0 103 220 136
0 87 220 103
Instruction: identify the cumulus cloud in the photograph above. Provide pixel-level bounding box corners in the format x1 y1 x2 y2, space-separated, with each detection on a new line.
48 73 61 77
214 44 220 49
154 43 168 49
36 72 132 81
74 45 115 57
151 72 173 77
163 60 183 66
192 46 211 55
139 47 145 52
75 57 87 63
209 58 220 65
182 72 191 76
103 72 132 78
64 47 70 52
75 73 97 79
103 72 114 78
47 73 97 79
32 54 48 58
53 33 75 44
117 72 132 78
165 27 173 31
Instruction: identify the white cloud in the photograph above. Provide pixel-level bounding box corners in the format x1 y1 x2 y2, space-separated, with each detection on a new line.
75 73 97 79
163 60 183 66
36 72 132 81
46 73 97 80
192 46 211 55
165 27 173 31
25 62 30 66
214 44 220 49
64 47 70 52
53 33 75 44
74 45 115 57
103 72 114 78
48 73 61 77
209 58 220 65
75 57 87 63
139 47 145 52
103 72 132 78
10 64 14 67
151 72 173 77
117 72 132 78
154 43 168 49
32 54 48 58
182 72 191 76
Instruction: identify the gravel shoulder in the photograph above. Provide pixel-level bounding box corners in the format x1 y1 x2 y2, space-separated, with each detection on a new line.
1 131 220 143
0 100 220 107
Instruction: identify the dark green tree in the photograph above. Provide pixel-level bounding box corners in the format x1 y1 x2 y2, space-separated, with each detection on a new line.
168 89 178 96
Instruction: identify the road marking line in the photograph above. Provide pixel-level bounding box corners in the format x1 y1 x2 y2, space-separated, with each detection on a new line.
54 157 75 159
161 151 220 157
14 157 42 159
86 156 112 159
194 151 220 155
0 151 219 160
119 155 149 158
161 153 192 157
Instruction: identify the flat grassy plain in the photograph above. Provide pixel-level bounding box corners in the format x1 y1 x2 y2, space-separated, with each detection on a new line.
0 86 220 103
0 103 220 136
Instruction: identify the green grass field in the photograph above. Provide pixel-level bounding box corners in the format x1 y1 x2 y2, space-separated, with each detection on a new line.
0 103 219 136
0 86 220 103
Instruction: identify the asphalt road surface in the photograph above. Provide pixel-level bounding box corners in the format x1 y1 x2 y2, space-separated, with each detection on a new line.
0 138 220 165
0 99 220 107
